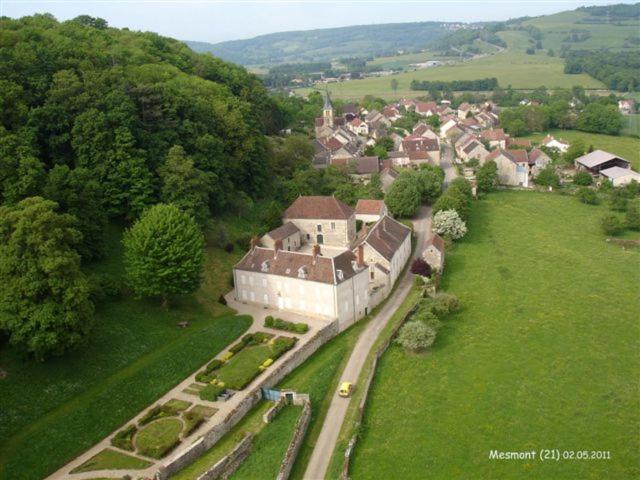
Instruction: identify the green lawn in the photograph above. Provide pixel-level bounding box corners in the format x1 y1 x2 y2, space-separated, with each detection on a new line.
523 129 640 170
135 417 183 459
622 115 640 137
216 343 273 390
0 224 251 480
70 448 151 473
231 406 303 480
350 191 640 479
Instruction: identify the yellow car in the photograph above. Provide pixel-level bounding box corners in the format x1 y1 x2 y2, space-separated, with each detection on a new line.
339 381 353 397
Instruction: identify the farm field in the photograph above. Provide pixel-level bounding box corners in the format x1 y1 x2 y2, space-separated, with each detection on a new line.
350 191 640 479
296 31 603 100
0 224 251 480
523 9 640 52
523 129 640 170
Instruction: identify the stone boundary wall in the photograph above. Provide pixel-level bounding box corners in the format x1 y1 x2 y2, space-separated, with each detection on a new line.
157 320 339 479
339 302 419 480
196 433 253 480
276 401 312 480
263 398 286 423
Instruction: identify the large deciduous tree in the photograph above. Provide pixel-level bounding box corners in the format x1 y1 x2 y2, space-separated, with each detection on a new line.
385 173 422 217
158 145 212 225
44 165 107 259
123 204 204 307
0 197 94 360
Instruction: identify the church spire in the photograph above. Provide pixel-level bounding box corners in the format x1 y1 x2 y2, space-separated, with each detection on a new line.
323 88 332 110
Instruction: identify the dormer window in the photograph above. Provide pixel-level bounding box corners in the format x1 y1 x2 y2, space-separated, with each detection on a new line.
336 269 344 281
261 260 270 272
298 266 308 279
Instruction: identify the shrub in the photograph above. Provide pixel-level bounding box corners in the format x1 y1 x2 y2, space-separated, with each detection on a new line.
625 204 640 231
218 294 227 306
264 317 309 333
224 242 235 253
609 188 629 211
243 331 272 345
395 321 437 352
410 258 432 277
576 187 598 204
431 293 460 316
535 166 560 187
271 336 297 359
414 310 442 330
195 371 216 383
199 383 225 401
111 425 137 451
229 342 246 354
221 351 234 361
573 171 593 186
205 359 224 373
183 410 206 435
432 209 468 240
476 160 498 192
600 214 623 236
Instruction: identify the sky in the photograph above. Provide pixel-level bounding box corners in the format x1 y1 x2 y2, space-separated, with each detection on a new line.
0 0 635 44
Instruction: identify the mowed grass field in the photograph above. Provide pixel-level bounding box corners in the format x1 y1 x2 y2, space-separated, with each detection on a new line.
0 224 251 480
296 31 603 100
350 191 640 479
523 129 640 170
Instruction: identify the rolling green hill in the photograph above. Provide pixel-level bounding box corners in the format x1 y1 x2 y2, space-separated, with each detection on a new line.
293 3 639 98
187 22 450 66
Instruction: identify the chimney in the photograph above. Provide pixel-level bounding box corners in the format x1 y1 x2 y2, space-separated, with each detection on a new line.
357 244 364 268
274 239 283 258
250 236 260 250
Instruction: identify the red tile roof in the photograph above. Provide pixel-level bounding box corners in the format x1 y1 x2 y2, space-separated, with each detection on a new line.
481 128 507 141
283 196 354 220
355 199 386 215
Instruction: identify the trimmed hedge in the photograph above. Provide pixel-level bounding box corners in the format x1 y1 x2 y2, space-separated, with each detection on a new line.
110 424 137 451
199 383 226 402
183 410 206 435
271 336 298 359
205 359 224 373
264 316 309 334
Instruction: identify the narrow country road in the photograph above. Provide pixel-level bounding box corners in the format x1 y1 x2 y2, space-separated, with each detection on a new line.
303 205 432 480
441 142 459 186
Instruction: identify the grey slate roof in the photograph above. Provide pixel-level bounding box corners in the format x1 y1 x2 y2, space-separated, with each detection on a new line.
575 150 630 168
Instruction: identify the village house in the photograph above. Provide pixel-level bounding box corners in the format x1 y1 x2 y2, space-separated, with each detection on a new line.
260 222 301 251
412 123 439 139
233 243 370 329
455 134 489 163
343 103 359 121
283 196 356 248
457 102 473 119
380 167 399 192
481 128 509 149
331 156 380 181
359 216 412 293
541 135 570 153
314 91 347 138
618 99 635 115
574 150 631 174
415 101 438 117
347 117 369 136
355 199 388 223
440 117 463 139
423 233 445 273
486 148 551 187
400 135 441 164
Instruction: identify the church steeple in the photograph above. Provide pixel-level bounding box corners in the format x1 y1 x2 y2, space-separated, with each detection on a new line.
323 89 334 127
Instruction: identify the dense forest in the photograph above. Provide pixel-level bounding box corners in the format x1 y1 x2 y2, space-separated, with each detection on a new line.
0 14 316 358
564 50 639 91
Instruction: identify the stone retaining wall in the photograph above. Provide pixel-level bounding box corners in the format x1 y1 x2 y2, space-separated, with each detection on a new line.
197 433 253 480
339 302 419 480
157 320 339 478
276 401 312 480
263 398 285 423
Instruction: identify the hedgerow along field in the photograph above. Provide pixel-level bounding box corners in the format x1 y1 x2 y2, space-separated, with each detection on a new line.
0 223 252 480
350 191 640 479
523 129 640 170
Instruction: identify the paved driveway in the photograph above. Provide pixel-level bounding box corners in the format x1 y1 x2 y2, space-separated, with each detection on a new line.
303 205 432 480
